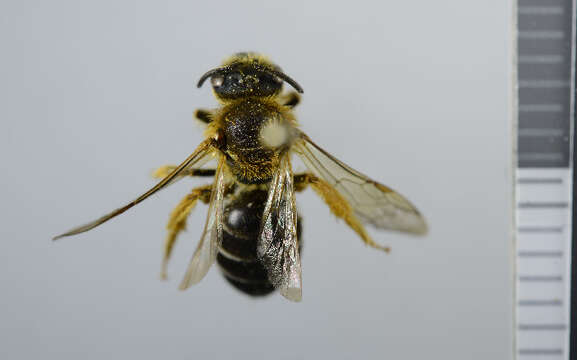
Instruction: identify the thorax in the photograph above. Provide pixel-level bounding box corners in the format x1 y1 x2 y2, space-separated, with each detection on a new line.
212 98 297 184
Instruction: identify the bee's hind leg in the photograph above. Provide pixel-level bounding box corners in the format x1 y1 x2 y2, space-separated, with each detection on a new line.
160 184 213 280
294 173 314 192
293 173 390 253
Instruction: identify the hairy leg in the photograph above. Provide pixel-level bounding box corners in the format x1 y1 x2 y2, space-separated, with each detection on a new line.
294 173 390 252
161 184 212 279
194 109 213 124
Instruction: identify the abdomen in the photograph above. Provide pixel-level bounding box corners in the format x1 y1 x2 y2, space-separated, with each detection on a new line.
217 188 302 297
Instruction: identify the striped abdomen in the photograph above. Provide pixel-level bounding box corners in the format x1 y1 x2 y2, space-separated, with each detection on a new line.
217 188 302 297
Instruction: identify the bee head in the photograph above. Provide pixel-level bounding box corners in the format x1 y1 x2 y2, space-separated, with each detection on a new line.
197 52 303 100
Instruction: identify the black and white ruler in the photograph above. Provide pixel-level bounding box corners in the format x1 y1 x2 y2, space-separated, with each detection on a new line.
515 0 575 358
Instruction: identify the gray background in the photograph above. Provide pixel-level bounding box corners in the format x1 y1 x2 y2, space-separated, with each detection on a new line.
0 1 513 359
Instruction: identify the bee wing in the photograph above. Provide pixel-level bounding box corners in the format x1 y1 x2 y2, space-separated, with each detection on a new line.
293 133 427 235
179 155 227 289
53 139 216 240
257 154 302 302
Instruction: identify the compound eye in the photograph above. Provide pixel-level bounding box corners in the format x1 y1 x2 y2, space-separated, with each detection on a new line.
211 74 224 88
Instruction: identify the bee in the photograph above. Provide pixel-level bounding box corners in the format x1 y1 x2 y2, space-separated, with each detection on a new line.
54 52 427 302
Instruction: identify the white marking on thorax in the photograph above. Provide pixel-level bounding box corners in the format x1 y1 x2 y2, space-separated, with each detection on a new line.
260 117 290 149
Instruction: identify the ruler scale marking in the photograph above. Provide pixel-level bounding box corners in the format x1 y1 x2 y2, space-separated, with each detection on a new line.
515 1 575 359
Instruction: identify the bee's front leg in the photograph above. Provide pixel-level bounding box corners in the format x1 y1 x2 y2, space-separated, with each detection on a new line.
194 109 213 124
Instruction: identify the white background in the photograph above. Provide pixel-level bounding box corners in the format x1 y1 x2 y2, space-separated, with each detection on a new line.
0 1 513 359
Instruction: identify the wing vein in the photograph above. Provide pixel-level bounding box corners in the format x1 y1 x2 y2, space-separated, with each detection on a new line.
179 154 227 289
53 139 216 240
294 133 427 235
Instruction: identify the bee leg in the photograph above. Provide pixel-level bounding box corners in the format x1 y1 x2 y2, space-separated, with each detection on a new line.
161 184 213 280
194 109 213 124
293 173 390 253
293 173 313 192
282 91 301 108
153 166 216 179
